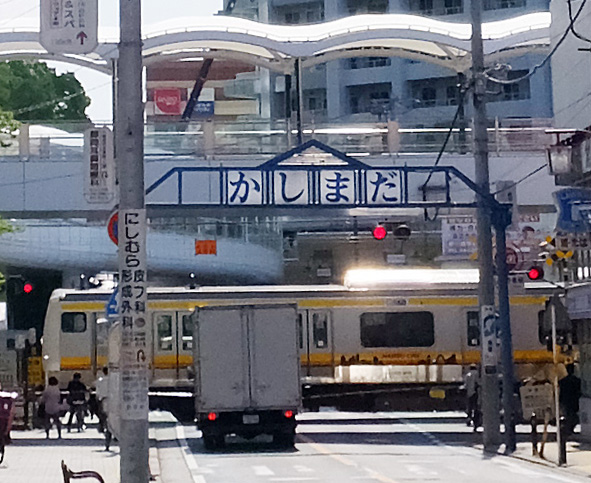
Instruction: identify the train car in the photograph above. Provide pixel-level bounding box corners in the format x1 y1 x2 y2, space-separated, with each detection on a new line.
41 269 558 408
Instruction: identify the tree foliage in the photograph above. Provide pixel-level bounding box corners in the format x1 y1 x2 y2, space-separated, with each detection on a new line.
0 60 90 122
0 107 19 147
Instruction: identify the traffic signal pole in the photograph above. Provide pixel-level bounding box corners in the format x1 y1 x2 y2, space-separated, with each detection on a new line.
494 213 517 452
471 0 501 451
117 1 149 482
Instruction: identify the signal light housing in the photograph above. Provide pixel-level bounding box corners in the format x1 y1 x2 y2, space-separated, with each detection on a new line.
527 266 544 281
372 225 387 240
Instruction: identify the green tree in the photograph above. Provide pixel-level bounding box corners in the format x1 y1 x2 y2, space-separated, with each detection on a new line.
0 107 19 147
0 60 90 122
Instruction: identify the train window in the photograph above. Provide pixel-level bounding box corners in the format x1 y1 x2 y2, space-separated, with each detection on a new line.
156 315 173 351
297 313 304 350
360 312 434 347
312 313 328 348
467 311 480 346
61 313 87 333
182 315 193 351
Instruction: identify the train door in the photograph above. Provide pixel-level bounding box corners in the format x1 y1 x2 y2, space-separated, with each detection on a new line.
152 311 193 386
91 313 109 377
299 309 334 378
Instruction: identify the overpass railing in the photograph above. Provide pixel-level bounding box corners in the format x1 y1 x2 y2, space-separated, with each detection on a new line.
0 118 553 162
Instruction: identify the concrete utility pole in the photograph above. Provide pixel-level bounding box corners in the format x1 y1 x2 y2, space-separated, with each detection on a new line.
117 1 150 482
471 0 501 451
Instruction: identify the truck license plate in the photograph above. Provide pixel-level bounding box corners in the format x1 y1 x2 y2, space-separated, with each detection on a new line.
243 414 259 424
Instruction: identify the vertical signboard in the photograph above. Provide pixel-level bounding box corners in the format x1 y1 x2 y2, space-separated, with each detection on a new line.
40 0 99 54
118 210 149 420
481 305 498 371
84 127 115 203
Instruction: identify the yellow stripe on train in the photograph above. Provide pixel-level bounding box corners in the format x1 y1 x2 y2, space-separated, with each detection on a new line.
59 295 548 313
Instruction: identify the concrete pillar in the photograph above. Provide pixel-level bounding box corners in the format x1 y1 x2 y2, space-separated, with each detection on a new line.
203 119 215 158
18 123 29 160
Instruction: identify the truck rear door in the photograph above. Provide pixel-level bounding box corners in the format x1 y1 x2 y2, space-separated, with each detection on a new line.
195 307 249 410
249 305 300 408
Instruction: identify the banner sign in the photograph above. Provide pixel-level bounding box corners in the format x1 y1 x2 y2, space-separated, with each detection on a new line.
221 168 403 206
118 209 149 420
84 127 115 203
154 89 182 115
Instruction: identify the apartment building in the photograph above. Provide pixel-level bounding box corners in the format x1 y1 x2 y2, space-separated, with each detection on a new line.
225 0 553 127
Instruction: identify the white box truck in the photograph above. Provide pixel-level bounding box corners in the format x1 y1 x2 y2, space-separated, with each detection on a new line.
192 304 301 449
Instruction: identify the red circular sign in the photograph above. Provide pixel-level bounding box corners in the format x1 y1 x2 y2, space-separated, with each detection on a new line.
107 212 118 245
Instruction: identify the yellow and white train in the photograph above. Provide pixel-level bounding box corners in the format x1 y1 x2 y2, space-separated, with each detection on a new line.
41 268 559 406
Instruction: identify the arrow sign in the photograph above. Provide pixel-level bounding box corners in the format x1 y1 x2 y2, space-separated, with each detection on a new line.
76 31 88 45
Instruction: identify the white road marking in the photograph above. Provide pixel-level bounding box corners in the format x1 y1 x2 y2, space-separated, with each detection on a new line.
405 464 438 477
293 465 315 473
253 465 275 476
269 478 320 482
175 424 209 483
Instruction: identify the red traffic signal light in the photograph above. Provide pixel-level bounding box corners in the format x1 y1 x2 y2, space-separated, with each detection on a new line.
527 267 544 281
372 225 387 240
23 282 34 294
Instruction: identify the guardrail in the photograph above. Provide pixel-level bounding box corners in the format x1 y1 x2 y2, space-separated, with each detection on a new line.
0 119 554 162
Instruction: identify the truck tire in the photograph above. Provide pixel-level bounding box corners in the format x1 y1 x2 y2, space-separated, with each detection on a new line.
215 434 226 448
273 431 295 448
203 435 217 450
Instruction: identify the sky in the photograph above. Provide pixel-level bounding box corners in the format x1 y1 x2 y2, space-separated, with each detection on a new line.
0 0 225 122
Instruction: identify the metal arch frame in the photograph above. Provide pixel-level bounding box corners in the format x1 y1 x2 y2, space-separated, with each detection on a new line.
145 139 506 216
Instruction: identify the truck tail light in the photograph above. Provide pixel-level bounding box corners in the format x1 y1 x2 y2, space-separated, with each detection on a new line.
207 412 217 421
283 410 294 418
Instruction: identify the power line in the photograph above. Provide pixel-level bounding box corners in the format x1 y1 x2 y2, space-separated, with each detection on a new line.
484 0 588 86
491 164 547 195
567 0 591 43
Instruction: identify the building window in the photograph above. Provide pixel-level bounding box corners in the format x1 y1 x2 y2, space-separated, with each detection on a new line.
346 57 392 70
277 1 324 24
408 0 463 15
446 85 459 105
487 70 530 102
304 89 327 112
360 312 435 347
348 83 391 114
347 0 388 14
484 0 525 10
61 313 87 333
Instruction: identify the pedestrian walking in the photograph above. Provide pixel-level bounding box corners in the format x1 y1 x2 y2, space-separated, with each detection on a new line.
559 363 581 435
94 367 109 434
464 364 480 428
41 377 63 439
66 373 88 432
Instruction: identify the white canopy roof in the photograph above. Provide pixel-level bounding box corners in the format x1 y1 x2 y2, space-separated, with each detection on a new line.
0 12 550 73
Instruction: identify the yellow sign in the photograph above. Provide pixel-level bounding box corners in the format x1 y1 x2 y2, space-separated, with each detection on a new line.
27 356 44 386
195 240 217 255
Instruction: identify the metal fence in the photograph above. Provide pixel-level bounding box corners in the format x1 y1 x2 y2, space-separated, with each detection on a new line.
0 118 554 162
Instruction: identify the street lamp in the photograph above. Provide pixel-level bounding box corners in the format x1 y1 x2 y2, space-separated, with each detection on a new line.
546 145 572 175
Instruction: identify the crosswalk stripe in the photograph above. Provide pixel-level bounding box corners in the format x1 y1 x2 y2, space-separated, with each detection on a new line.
253 465 275 476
